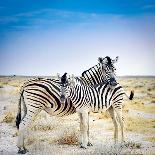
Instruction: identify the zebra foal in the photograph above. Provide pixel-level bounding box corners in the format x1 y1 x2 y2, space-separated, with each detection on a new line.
60 73 134 148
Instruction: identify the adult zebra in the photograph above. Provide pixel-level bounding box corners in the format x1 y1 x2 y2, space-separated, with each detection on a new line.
16 56 118 154
60 73 134 148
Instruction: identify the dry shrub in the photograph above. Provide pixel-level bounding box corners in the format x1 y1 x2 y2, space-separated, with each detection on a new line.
99 111 110 119
26 136 36 145
56 130 79 145
123 141 141 149
31 124 55 131
135 84 144 88
124 109 129 113
12 132 18 137
1 111 15 123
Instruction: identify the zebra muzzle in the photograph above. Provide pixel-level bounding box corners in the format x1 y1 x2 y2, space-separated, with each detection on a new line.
109 78 117 86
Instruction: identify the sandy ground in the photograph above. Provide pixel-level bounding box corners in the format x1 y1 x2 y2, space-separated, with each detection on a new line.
0 76 155 155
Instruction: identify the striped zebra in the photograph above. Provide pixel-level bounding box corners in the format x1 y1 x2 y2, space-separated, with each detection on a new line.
60 73 134 148
16 56 118 154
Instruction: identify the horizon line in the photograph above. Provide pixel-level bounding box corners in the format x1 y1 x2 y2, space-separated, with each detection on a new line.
0 74 155 77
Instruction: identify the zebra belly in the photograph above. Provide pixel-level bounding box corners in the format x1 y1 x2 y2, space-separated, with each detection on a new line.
91 106 107 113
44 102 76 117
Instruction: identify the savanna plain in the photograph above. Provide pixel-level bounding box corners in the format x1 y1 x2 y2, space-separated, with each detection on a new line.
0 76 155 155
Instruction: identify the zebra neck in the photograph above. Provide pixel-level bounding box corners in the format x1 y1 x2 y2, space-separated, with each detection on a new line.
80 64 104 86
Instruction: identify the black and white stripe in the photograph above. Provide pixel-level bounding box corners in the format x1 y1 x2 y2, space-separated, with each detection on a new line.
60 74 134 148
16 56 119 153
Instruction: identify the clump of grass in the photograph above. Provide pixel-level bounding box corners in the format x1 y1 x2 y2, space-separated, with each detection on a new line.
99 112 110 119
151 99 155 103
56 130 79 145
147 85 155 91
12 132 18 137
26 136 36 145
135 84 144 88
1 111 15 123
145 137 155 143
31 124 55 131
123 141 141 149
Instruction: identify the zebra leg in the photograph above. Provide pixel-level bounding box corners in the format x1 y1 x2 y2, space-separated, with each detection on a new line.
114 107 124 142
79 113 83 145
79 111 88 149
17 123 29 154
17 108 41 154
87 112 93 146
108 106 118 143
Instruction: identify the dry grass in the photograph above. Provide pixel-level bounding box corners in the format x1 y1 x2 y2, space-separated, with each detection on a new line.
31 123 55 131
1 111 15 123
123 141 141 149
125 116 155 133
145 137 155 143
26 136 37 146
124 100 155 114
91 141 142 155
56 130 79 145
98 111 110 119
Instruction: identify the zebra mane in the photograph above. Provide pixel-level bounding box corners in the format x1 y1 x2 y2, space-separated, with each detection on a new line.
81 64 99 77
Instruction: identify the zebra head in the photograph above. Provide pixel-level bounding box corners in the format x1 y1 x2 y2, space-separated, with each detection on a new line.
60 73 75 103
81 56 118 86
98 56 118 86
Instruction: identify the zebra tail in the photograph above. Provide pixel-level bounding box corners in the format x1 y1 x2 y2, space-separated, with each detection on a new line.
129 90 134 100
124 90 134 100
16 89 24 129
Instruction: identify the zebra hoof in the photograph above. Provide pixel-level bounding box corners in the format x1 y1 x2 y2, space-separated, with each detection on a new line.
80 145 87 149
87 142 93 146
18 148 29 154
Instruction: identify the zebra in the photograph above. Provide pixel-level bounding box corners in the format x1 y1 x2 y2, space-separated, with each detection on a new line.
60 73 134 148
16 56 118 154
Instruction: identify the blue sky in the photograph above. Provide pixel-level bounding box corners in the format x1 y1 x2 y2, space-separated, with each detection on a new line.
0 0 155 76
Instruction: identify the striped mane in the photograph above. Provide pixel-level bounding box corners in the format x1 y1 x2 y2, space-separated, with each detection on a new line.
81 64 99 77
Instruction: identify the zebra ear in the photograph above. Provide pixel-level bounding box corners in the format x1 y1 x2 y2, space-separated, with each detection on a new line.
61 72 67 84
112 56 119 64
98 57 103 63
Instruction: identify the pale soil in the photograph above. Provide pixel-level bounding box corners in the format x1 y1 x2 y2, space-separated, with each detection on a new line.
0 77 155 155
